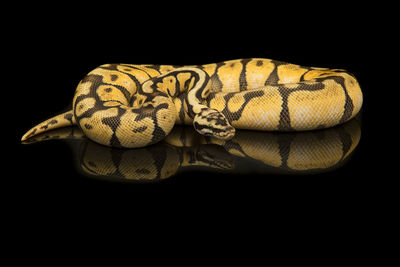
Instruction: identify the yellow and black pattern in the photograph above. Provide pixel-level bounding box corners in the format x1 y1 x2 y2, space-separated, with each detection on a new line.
22 58 363 148
22 118 361 181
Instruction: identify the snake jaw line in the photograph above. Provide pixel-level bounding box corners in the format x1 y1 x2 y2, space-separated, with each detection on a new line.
212 126 235 140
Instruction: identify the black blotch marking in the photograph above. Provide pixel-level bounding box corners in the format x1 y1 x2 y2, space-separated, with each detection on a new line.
221 90 264 122
133 102 170 144
239 58 251 91
265 60 287 85
194 72 208 100
143 64 162 73
105 87 113 92
101 107 127 147
256 60 263 66
129 95 137 106
184 71 209 118
210 61 225 91
132 126 147 133
277 87 292 131
39 119 58 130
177 95 186 124
184 76 194 90
64 113 73 124
303 74 355 124
110 74 118 81
99 65 140 98
277 82 325 131
317 76 354 123
104 100 125 106
119 64 155 79
84 124 93 129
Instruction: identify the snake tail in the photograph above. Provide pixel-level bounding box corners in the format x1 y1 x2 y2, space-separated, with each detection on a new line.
21 110 76 142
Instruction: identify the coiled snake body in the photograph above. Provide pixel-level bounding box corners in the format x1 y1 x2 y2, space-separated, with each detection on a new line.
22 58 363 148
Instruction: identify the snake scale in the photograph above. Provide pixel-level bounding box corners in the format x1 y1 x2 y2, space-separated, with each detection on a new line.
21 58 363 148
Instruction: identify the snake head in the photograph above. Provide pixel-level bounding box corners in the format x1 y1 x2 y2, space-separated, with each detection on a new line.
193 108 235 140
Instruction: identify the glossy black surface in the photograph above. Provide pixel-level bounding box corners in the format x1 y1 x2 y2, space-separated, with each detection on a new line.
22 118 362 181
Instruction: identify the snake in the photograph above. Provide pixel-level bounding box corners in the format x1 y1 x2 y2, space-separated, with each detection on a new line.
23 118 361 181
21 58 363 148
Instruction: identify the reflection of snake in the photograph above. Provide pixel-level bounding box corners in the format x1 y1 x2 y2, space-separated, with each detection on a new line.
24 118 361 181
21 58 363 148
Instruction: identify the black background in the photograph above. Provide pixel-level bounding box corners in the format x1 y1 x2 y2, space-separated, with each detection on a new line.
8 3 394 254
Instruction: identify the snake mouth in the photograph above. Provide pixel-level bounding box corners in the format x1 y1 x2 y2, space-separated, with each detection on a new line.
193 121 236 140
213 126 235 140
198 125 236 140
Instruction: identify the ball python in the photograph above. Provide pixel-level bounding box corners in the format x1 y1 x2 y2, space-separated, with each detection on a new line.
23 118 361 181
21 58 363 148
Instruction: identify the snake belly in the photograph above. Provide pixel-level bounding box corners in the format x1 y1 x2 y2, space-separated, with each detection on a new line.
21 58 363 148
